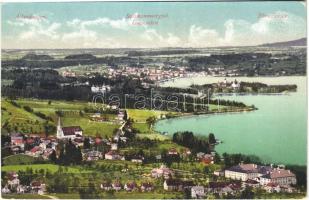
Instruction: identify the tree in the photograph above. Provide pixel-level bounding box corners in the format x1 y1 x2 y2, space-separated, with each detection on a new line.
146 116 156 129
208 133 216 144
240 186 254 199
83 137 91 149
49 150 57 163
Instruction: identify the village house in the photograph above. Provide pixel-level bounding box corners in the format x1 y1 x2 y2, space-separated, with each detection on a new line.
163 179 194 191
100 182 112 191
191 186 206 199
10 133 24 149
26 146 44 157
30 181 46 195
16 185 26 194
242 179 260 188
7 172 20 189
207 182 240 197
263 182 281 193
112 181 122 191
168 148 178 155
42 148 54 160
111 143 118 150
124 181 138 192
151 165 174 179
104 151 124 160
140 182 154 192
259 168 297 186
2 185 10 194
83 150 103 161
131 155 144 163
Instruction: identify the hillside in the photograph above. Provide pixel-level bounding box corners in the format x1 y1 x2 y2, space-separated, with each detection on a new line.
259 38 306 47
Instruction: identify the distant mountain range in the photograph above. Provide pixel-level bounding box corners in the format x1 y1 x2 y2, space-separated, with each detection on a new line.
259 38 306 47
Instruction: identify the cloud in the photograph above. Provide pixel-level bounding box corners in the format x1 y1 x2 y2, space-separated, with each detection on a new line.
3 10 305 49
67 15 136 30
187 11 306 47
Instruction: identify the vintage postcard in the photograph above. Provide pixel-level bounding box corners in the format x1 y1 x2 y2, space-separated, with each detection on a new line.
1 1 307 199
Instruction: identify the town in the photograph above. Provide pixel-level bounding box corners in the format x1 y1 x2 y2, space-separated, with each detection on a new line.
1 102 305 198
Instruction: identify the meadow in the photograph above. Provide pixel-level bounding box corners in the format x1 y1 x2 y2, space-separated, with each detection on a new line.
1 98 119 137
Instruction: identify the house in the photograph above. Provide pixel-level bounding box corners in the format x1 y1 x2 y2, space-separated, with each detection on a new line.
111 143 118 150
7 172 20 189
163 179 183 191
2 185 10 194
83 150 103 161
151 165 174 179
191 186 205 199
27 146 44 157
213 170 225 177
112 181 122 191
131 155 144 163
56 118 83 139
100 182 112 191
207 182 239 197
183 148 192 156
31 181 46 194
280 185 296 193
140 182 154 192
163 179 194 191
10 133 24 148
104 151 124 160
243 179 260 188
42 148 54 160
124 181 137 192
259 168 297 186
225 164 272 181
16 185 26 194
168 148 178 155
263 182 281 193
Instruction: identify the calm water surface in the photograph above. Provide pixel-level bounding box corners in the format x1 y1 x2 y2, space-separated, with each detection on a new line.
155 76 307 165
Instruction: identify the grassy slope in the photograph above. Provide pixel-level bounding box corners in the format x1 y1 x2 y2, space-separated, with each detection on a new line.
3 154 41 165
1 98 119 137
2 164 93 173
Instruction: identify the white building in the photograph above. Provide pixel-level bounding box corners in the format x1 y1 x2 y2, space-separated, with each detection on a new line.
225 164 272 181
191 186 205 199
56 118 83 139
260 168 297 186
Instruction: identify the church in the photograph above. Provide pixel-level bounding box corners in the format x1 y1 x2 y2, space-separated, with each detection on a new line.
56 118 83 139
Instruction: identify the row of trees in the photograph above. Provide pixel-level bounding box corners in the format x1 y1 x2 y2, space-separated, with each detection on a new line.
172 131 216 153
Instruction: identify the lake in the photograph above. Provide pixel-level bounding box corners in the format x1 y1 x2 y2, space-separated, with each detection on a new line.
155 76 307 165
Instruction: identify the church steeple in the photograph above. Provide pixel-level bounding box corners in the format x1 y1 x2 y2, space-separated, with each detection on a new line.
56 117 63 138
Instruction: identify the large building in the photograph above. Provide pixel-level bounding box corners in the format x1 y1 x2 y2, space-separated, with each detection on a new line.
56 118 83 139
225 164 296 186
225 164 272 181
260 169 297 186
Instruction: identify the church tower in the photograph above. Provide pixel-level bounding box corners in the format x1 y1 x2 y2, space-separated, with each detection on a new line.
56 117 64 139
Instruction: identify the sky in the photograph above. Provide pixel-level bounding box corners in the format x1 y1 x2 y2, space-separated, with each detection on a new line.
1 1 306 49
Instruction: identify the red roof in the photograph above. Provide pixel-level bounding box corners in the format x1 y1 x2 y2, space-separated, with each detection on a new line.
266 182 279 187
62 126 82 136
30 146 42 153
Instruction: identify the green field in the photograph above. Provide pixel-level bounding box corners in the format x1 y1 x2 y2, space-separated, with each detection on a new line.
2 194 51 199
1 98 119 137
2 164 93 174
3 154 43 165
